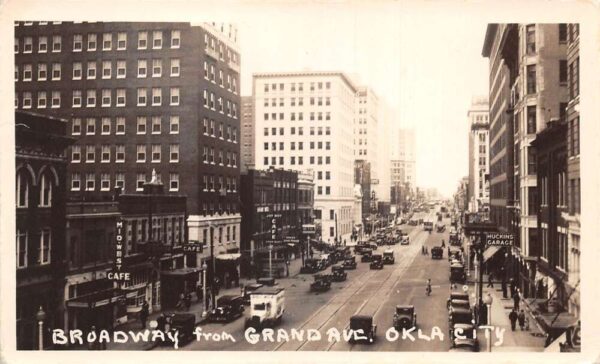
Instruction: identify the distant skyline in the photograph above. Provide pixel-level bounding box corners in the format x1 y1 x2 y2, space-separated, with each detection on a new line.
237 3 488 197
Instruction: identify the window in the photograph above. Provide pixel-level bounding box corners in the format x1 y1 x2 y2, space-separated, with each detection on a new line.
37 36 48 53
87 61 96 79
14 37 19 53
152 88 162 105
70 172 81 191
102 60 112 79
73 34 82 51
85 145 95 162
51 91 60 108
101 145 110 163
152 59 162 77
526 25 536 54
527 64 536 94
16 171 29 207
137 145 146 162
22 64 31 81
117 60 126 78
39 229 51 265
170 144 179 162
152 144 161 162
116 117 125 134
169 173 179 191
137 173 146 191
37 91 47 108
24 37 33 53
138 31 147 49
570 57 579 99
73 62 82 79
51 63 61 80
83 173 94 191
527 106 536 134
116 145 125 162
170 87 180 105
116 89 126 106
138 59 147 77
559 60 567 84
170 58 180 77
72 118 82 135
101 117 111 134
171 30 180 48
72 90 82 107
86 90 96 107
16 229 28 268
115 173 125 191
117 32 127 50
102 33 112 50
137 117 147 134
101 89 111 106
87 33 97 51
137 88 147 106
527 147 536 175
559 24 567 43
151 116 161 134
22 92 32 109
153 31 162 49
37 63 47 80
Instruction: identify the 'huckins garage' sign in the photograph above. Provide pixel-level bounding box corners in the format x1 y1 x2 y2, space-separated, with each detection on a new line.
108 219 131 282
484 232 514 247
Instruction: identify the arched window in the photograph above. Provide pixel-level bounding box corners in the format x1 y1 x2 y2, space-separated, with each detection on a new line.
39 173 53 207
16 171 30 207
16 229 28 268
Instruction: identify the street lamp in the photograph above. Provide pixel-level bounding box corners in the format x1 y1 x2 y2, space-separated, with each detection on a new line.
35 306 46 351
483 292 494 352
268 244 273 278
202 262 208 316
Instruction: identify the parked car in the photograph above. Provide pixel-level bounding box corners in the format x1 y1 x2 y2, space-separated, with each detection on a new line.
449 307 474 328
208 295 245 322
349 315 376 344
354 244 369 255
436 222 446 232
300 258 320 274
450 263 466 283
331 265 347 282
448 299 471 313
448 247 462 262
451 323 476 340
447 292 470 309
431 246 444 259
383 249 395 264
310 274 332 292
342 256 357 270
242 283 264 305
370 254 384 270
159 313 196 346
449 338 480 352
361 249 373 262
393 305 417 330
400 234 410 245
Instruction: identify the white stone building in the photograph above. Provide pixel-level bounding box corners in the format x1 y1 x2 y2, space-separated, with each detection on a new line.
467 96 490 213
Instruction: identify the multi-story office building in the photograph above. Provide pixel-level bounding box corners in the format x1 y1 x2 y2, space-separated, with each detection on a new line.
297 170 315 228
253 72 357 244
15 111 74 349
397 128 416 190
240 95 255 173
354 160 371 219
13 21 242 275
467 96 490 213
564 23 580 317
354 87 378 183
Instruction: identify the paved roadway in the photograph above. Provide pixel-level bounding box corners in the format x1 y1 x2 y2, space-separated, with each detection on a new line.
157 209 456 351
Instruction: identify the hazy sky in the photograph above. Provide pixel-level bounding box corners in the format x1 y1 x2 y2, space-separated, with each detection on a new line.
237 3 489 198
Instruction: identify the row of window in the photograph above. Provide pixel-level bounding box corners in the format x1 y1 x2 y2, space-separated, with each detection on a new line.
16 228 51 268
200 175 238 193
263 112 332 121
16 87 182 109
263 141 331 151
201 147 238 167
72 115 179 136
316 186 333 195
202 90 239 118
16 172 53 208
263 126 331 136
263 155 332 166
201 118 238 142
263 96 331 107
15 30 180 54
71 144 180 164
203 61 238 93
263 81 332 92
71 172 181 192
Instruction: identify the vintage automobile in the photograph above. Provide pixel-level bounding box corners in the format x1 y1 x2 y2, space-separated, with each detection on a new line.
393 305 417 330
408 219 418 226
449 307 474 328
451 323 476 341
383 249 395 264
448 247 462 262
400 234 410 245
436 222 446 232
256 277 277 286
310 274 332 292
361 249 373 262
300 258 320 274
335 246 351 261
448 299 471 313
331 265 348 282
342 256 357 270
242 283 264 305
449 232 460 246
354 244 369 255
318 254 332 268
208 295 245 322
349 315 377 344
450 263 467 283
449 338 480 352
447 292 470 309
370 254 384 270
159 313 196 346
368 242 379 251
431 246 444 259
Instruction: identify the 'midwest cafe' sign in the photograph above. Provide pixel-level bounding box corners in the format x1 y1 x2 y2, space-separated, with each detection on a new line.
108 219 131 282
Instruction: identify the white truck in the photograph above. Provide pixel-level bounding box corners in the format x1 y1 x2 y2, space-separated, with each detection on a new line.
244 287 285 331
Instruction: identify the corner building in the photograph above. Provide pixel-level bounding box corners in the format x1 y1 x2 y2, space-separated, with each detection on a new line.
253 72 357 244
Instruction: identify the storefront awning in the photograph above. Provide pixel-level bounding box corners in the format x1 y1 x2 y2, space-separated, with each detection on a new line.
483 245 501 263
66 288 125 309
216 253 241 261
160 267 201 276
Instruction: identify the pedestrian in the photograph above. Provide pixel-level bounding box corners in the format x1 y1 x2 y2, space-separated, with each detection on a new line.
421 245 425 255
176 293 185 311
513 288 521 310
509 309 518 331
185 292 192 311
140 301 149 329
156 313 166 332
196 284 203 303
501 276 508 298
518 309 526 330
509 278 516 298
487 272 494 288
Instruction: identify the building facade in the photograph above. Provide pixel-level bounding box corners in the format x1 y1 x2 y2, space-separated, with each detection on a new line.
354 159 371 220
467 96 490 213
240 95 255 173
13 21 242 268
396 128 416 191
16 111 74 349
354 87 378 186
252 72 357 244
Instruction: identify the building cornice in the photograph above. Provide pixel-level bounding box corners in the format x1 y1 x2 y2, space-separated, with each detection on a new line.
253 71 358 93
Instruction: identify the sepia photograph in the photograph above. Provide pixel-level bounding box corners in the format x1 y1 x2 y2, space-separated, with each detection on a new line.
1 1 599 363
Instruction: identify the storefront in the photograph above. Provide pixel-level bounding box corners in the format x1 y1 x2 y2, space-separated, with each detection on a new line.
65 288 126 334
216 252 241 288
160 267 201 309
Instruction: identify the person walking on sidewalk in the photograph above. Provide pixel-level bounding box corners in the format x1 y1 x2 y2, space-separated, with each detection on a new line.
140 301 149 329
509 278 516 298
518 309 526 330
487 272 494 288
509 309 518 331
501 275 508 298
513 288 521 310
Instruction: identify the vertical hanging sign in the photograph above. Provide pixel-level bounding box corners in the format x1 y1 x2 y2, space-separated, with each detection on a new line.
108 218 131 281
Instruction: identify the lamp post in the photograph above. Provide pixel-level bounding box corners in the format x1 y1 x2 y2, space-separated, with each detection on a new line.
35 306 46 351
202 262 208 315
268 244 273 278
483 292 494 352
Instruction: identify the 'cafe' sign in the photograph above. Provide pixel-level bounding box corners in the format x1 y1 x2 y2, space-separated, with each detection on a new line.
109 219 131 282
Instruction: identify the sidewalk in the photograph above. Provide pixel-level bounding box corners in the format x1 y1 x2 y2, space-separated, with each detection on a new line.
467 272 546 352
99 256 305 350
